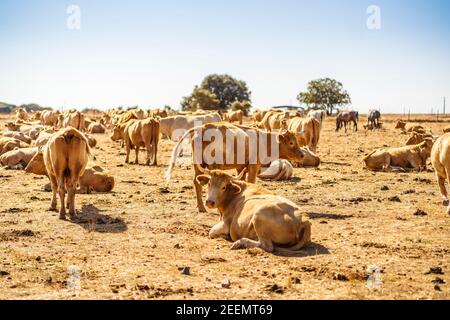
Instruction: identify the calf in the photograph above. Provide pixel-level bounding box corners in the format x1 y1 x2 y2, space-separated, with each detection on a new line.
37 128 90 219
2 131 32 144
0 137 28 155
197 169 311 252
363 140 434 172
88 122 106 134
258 159 294 181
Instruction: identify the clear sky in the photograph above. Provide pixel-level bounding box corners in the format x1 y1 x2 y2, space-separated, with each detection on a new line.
0 0 449 113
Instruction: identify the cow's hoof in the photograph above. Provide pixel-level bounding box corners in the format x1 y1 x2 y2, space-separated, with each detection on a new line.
198 208 207 213
443 199 449 206
59 215 66 220
70 215 78 222
230 240 243 250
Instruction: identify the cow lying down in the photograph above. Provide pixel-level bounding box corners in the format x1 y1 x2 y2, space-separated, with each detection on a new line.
197 169 311 252
258 160 293 181
0 147 38 169
25 152 115 194
363 140 434 172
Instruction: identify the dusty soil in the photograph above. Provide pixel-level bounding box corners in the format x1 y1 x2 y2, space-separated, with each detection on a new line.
0 114 449 300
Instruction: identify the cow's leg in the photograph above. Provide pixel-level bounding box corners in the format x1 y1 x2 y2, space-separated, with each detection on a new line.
436 172 448 205
344 122 348 133
66 182 77 219
445 170 450 213
49 175 58 212
193 169 207 213
209 221 229 239
124 141 131 163
58 181 66 220
246 165 260 183
134 146 139 165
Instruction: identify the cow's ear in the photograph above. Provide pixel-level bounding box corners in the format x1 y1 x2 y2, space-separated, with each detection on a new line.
196 175 210 186
228 182 242 194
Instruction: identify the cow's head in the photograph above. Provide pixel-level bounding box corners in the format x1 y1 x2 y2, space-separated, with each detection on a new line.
110 125 123 142
196 169 245 209
5 122 20 131
277 130 305 164
418 138 434 158
25 151 47 176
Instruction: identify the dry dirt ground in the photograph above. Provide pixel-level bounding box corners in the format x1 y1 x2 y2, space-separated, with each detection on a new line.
0 114 449 300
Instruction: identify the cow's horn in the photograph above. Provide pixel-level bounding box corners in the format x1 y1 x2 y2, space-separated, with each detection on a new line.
233 168 247 180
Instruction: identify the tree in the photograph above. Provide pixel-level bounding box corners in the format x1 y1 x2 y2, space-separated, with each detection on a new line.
230 100 252 116
297 78 351 115
181 86 220 111
200 74 251 111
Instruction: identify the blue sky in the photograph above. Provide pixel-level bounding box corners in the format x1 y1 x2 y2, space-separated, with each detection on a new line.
0 0 449 113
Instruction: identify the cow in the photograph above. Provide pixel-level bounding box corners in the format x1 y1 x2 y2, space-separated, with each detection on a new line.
159 113 222 141
26 153 114 194
0 137 28 155
30 111 42 121
40 110 60 126
34 130 57 147
395 121 406 130
255 111 291 131
367 110 381 129
258 159 294 181
111 118 160 165
363 139 434 172
252 109 269 123
443 127 450 134
148 109 168 118
58 110 85 131
407 125 426 134
164 123 306 212
299 148 321 167
405 132 435 146
196 169 311 252
5 122 44 140
15 108 29 121
307 110 326 128
336 110 359 132
223 110 243 124
2 131 32 144
87 122 106 134
0 147 38 169
284 117 320 153
430 133 450 214
29 127 91 219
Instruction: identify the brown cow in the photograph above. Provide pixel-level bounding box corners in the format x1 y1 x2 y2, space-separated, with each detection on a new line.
363 139 434 172
2 131 32 144
405 132 435 146
196 169 311 252
224 110 243 124
0 147 38 169
431 133 450 214
395 121 406 130
26 154 114 194
58 110 85 131
284 117 320 153
255 111 290 131
40 110 60 126
165 123 306 212
148 109 168 118
252 109 269 123
15 108 29 121
0 137 28 155
33 127 90 219
111 118 160 165
87 122 106 134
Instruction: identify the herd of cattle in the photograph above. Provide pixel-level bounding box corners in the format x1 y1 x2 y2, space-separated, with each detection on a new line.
1 107 450 253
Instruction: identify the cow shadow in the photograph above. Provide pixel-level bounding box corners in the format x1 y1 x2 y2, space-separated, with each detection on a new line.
274 242 330 258
306 212 354 220
71 204 127 233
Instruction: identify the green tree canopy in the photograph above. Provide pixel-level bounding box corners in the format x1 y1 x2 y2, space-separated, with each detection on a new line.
199 74 251 111
230 100 252 116
297 78 351 115
181 86 220 111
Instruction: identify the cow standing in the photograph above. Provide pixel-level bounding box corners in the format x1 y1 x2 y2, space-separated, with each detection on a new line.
41 127 90 220
367 110 381 129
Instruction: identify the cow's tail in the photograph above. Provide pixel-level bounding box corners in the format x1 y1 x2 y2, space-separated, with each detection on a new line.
63 128 92 159
362 150 376 166
311 119 320 151
164 127 196 185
